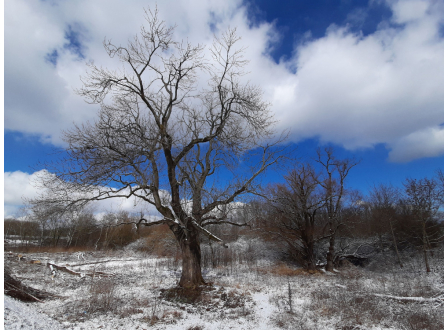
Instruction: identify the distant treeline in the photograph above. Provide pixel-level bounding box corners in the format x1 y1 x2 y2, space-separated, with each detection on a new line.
5 169 443 273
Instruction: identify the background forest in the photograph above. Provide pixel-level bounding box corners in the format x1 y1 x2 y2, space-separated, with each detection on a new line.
5 151 443 275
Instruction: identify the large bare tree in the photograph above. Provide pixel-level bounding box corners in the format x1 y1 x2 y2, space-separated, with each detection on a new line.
29 9 283 287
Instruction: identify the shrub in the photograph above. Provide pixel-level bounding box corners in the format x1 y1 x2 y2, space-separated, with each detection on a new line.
87 278 117 313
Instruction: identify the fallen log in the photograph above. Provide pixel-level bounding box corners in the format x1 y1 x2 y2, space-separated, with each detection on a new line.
47 262 114 278
69 258 139 267
4 267 54 303
371 293 444 303
334 285 443 305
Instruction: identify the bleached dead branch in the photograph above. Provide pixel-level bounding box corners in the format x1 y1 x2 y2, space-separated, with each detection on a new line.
47 263 114 278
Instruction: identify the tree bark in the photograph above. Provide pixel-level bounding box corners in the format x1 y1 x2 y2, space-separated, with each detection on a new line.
303 221 316 270
423 248 431 273
378 233 384 254
209 240 216 268
305 243 316 271
325 228 335 271
422 221 431 273
389 220 403 268
174 225 205 288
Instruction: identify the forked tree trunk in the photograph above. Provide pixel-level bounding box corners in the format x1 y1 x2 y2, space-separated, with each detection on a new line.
174 225 205 288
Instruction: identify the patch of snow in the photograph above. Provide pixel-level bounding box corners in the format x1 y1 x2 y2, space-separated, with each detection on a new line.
4 295 64 330
252 292 275 329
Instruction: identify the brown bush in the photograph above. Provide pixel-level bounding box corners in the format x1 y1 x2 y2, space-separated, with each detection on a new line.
138 225 178 257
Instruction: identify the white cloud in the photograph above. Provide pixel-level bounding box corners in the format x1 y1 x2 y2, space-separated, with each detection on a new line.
387 126 444 162
3 170 159 218
391 0 430 23
267 0 443 159
4 171 42 207
4 170 43 218
4 0 443 162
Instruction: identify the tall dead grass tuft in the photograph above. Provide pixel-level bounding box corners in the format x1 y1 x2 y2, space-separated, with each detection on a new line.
87 278 118 313
402 310 443 330
309 283 443 329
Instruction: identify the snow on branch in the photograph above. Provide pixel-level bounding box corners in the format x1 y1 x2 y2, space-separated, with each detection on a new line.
114 217 174 229
191 220 228 248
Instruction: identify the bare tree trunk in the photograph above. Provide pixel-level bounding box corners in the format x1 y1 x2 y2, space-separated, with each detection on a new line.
66 227 76 248
94 227 102 251
175 225 205 288
305 244 316 271
52 230 59 247
303 223 316 271
423 249 431 273
325 227 335 271
389 220 403 268
40 226 45 247
209 240 216 268
422 221 431 272
426 234 434 257
378 233 384 254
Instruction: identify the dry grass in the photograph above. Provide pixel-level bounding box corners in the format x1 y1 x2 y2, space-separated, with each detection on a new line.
309 282 443 330
7 245 96 254
5 249 443 330
259 263 320 276
87 278 118 313
159 285 219 305
187 326 204 330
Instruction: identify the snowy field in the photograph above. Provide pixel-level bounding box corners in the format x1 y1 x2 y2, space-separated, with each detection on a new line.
4 247 444 330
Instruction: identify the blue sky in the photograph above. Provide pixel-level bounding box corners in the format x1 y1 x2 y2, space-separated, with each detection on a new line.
4 0 444 217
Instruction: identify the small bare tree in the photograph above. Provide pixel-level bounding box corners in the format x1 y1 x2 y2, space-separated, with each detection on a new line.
315 147 358 271
266 165 325 270
368 183 403 267
403 174 443 272
29 9 283 287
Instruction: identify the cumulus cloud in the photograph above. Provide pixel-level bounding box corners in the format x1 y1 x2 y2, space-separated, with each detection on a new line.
4 171 43 217
4 0 443 162
4 170 159 218
387 126 444 162
269 0 443 156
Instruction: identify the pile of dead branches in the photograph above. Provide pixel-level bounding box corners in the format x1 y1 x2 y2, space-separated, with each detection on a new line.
4 267 54 302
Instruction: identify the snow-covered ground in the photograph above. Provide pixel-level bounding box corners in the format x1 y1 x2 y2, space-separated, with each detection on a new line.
4 295 65 329
3 246 444 330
